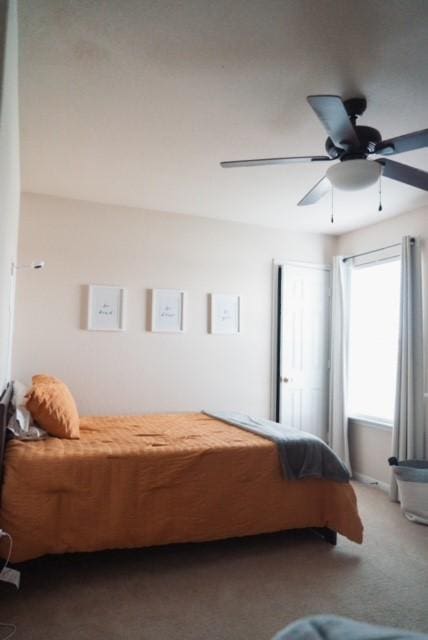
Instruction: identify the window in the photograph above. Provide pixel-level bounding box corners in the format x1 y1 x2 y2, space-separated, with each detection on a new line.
348 255 401 424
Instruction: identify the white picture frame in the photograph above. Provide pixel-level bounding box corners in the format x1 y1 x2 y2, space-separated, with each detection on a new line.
210 294 241 334
87 285 126 331
151 289 185 333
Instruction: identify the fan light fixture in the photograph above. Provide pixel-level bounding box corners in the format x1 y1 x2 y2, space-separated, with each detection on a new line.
326 159 381 191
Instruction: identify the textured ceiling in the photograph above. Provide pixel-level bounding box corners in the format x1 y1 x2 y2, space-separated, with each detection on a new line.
18 0 428 234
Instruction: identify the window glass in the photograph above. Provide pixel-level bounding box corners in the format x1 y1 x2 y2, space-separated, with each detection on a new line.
348 258 401 423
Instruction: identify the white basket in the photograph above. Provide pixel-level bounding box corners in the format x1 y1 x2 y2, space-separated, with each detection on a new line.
396 478 428 525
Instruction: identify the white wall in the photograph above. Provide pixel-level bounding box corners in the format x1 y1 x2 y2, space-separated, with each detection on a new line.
348 420 392 487
0 0 20 391
336 207 428 484
13 193 334 416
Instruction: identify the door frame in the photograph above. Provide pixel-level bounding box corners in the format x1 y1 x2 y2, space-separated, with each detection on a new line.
271 259 331 422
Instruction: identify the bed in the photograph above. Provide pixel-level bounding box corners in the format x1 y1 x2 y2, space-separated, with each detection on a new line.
0 382 363 563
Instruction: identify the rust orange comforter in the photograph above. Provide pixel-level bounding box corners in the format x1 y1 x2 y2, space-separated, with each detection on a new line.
0 413 363 562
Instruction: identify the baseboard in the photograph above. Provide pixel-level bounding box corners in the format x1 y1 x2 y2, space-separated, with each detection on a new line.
352 471 389 493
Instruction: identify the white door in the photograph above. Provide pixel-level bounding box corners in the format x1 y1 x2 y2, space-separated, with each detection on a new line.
279 263 330 439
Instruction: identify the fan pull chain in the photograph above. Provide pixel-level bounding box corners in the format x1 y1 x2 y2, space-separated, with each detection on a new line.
378 176 383 212
330 186 334 224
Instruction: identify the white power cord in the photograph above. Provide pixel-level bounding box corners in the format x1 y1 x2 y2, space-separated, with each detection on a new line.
0 624 16 640
0 530 17 640
0 530 12 570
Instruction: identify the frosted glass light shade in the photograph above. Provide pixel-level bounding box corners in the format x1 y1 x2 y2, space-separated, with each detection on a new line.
327 159 381 191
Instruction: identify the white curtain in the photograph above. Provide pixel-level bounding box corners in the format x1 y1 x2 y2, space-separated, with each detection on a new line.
329 256 352 472
390 236 425 500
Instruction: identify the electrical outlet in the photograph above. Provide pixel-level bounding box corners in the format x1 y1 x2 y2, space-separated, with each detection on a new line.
0 567 20 589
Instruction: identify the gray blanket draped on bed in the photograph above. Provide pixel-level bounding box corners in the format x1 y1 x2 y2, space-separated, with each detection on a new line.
273 615 428 640
203 411 350 483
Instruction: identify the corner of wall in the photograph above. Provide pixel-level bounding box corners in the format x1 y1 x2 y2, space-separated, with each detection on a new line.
0 0 21 389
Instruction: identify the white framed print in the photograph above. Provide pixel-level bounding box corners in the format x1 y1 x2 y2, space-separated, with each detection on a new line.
151 289 185 333
87 285 126 331
210 294 241 334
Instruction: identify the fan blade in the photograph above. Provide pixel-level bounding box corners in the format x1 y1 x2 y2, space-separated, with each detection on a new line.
376 159 428 191
220 155 332 168
307 95 359 150
297 176 331 206
375 129 428 156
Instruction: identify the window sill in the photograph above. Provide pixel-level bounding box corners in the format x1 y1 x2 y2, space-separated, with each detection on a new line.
348 416 393 431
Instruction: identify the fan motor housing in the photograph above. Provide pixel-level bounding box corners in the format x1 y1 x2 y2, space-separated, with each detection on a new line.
325 125 382 159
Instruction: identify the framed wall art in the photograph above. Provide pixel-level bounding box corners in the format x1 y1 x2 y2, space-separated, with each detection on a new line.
87 285 126 331
151 289 185 333
209 294 241 334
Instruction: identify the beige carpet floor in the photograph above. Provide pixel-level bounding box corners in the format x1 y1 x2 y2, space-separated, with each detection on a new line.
0 482 427 640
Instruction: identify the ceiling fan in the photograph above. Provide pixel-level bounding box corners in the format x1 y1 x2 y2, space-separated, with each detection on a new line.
220 95 428 206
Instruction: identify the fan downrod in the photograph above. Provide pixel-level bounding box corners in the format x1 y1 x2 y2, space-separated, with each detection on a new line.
343 97 367 118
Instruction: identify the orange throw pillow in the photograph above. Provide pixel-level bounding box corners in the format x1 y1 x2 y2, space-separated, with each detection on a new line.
31 374 63 385
26 379 80 439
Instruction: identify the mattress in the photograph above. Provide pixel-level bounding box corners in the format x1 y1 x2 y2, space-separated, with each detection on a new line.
0 413 363 562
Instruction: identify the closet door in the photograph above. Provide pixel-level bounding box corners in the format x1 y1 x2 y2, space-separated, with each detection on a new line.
279 263 330 440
